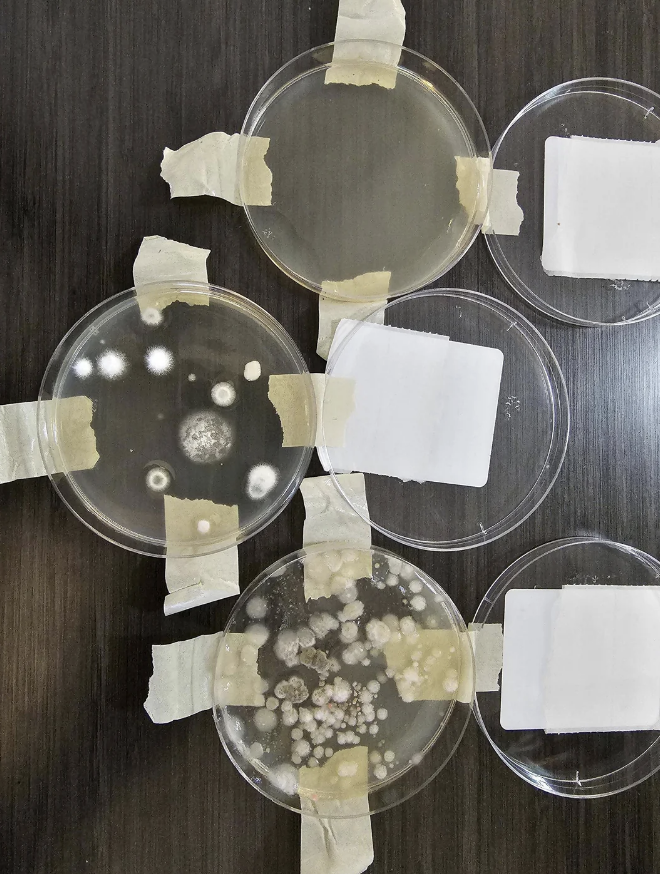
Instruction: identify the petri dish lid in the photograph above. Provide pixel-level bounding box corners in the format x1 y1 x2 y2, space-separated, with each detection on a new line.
240 41 491 301
213 544 474 816
37 282 316 556
486 78 660 326
319 289 569 551
473 537 660 797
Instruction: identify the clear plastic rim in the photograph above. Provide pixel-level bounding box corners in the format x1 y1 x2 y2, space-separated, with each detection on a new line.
213 542 474 817
472 536 660 797
319 288 570 551
485 77 660 327
240 41 492 300
37 281 316 557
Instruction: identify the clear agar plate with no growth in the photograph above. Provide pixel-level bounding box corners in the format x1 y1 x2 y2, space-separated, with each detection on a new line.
473 538 660 798
486 78 660 326
319 289 569 551
213 544 473 816
240 42 491 301
37 282 315 556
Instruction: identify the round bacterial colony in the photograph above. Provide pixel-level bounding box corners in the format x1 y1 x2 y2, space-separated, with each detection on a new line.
37 282 315 556
214 545 474 816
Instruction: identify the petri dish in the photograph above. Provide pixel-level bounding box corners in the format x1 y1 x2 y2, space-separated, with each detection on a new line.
486 78 660 326
319 289 569 550
240 41 491 301
473 537 660 797
37 282 315 556
213 544 474 816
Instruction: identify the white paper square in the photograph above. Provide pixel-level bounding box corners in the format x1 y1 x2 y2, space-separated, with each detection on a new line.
500 589 560 730
544 586 660 733
500 587 660 733
542 136 660 281
322 320 503 487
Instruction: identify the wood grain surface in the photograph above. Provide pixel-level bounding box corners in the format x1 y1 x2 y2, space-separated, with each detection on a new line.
2 1 660 872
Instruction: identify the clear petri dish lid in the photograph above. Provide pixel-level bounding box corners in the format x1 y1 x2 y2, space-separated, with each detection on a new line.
213 544 474 816
239 41 491 301
473 537 660 798
37 281 316 557
486 78 660 326
318 289 569 551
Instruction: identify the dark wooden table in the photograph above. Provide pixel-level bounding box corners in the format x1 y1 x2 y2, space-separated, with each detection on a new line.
3 1 660 871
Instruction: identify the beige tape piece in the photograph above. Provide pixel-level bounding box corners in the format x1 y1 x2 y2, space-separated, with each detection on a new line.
455 156 490 225
482 170 524 236
299 745 370 803
163 497 240 614
160 132 272 206
143 630 267 723
383 623 503 705
311 374 355 448
268 374 317 448
455 159 524 236
325 0 406 89
268 374 354 449
300 795 373 874
213 631 267 708
299 747 373 874
301 474 372 600
317 294 388 361
320 271 391 303
133 235 210 314
0 397 98 484
144 631 223 723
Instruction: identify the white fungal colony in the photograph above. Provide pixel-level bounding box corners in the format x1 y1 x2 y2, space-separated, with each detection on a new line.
145 466 171 493
97 349 128 380
243 360 261 381
145 346 174 375
246 464 279 501
73 358 93 379
178 410 233 464
211 381 236 407
141 307 163 326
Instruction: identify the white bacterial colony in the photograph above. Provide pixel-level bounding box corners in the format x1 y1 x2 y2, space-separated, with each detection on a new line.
178 410 233 464
211 381 236 407
97 349 128 380
246 464 279 500
141 307 163 326
145 466 171 493
243 360 261 381
145 346 174 375
196 519 211 534
73 358 93 379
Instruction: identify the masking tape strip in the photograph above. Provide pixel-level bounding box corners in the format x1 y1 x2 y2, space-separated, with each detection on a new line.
299 482 374 868
320 271 391 303
160 132 272 206
0 397 98 484
144 629 267 723
383 623 503 705
163 497 240 614
455 158 524 236
318 293 388 361
268 374 355 449
301 473 372 601
301 473 371 553
133 235 210 314
299 747 374 874
326 0 406 89
144 631 223 723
